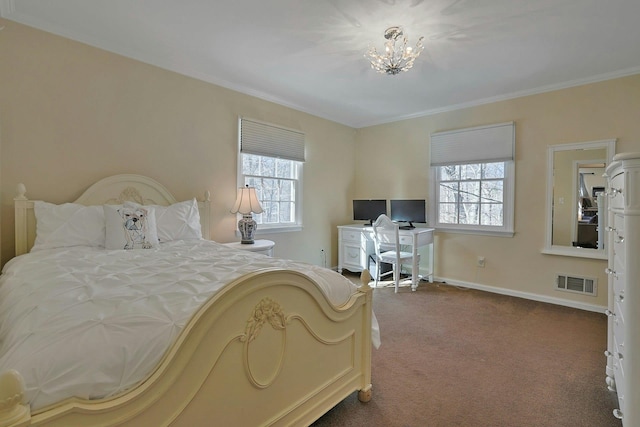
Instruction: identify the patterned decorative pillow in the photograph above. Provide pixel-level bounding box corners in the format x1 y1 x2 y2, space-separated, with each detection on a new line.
124 199 202 242
104 204 159 250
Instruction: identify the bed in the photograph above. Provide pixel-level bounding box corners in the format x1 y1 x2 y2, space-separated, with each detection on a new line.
0 174 375 427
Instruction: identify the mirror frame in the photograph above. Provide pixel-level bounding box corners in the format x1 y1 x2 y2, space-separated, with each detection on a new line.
542 139 616 260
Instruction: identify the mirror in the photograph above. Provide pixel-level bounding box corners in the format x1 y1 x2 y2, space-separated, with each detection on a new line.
543 139 616 259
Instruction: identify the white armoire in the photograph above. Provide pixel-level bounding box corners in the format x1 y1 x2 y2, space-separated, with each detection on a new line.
604 152 640 426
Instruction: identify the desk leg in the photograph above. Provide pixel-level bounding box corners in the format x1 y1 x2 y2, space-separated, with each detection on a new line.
411 237 419 291
427 242 434 283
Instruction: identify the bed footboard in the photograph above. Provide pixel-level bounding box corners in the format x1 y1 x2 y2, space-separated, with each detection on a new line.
0 269 373 427
0 370 30 427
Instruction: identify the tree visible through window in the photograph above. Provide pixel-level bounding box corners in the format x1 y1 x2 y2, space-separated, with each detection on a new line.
241 153 301 227
438 162 505 226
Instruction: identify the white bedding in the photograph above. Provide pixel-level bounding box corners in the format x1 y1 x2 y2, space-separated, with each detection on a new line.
0 240 379 411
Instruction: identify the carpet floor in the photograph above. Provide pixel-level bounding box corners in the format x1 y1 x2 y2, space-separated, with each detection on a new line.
311 276 622 427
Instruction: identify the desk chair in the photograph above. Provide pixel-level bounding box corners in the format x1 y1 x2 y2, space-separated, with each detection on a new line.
372 214 420 293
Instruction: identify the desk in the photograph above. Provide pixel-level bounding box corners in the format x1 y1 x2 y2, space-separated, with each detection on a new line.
337 224 434 289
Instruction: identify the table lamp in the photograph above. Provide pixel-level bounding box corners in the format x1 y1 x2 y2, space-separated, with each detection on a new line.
231 185 263 244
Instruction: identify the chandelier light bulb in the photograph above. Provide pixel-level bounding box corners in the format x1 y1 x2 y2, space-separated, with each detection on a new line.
365 26 424 75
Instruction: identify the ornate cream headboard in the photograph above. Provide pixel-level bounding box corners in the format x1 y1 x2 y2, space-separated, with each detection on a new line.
14 174 211 256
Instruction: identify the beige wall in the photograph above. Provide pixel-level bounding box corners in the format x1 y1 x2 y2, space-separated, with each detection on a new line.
355 75 640 308
2 19 640 309
0 21 356 267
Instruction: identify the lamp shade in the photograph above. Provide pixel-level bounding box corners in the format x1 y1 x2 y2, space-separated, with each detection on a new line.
230 185 263 215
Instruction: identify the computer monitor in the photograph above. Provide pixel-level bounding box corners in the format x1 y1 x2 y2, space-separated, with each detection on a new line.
353 199 387 226
390 199 426 229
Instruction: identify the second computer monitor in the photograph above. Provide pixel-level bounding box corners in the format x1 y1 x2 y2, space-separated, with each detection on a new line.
390 199 426 229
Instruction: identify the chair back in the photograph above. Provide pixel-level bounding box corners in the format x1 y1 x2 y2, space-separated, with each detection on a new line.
372 214 400 259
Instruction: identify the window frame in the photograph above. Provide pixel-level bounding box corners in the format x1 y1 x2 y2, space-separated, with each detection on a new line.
430 160 515 237
237 152 304 234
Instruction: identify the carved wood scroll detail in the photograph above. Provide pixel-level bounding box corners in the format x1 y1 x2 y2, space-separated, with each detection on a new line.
243 297 286 343
0 370 30 426
241 298 287 389
103 187 158 205
118 187 145 204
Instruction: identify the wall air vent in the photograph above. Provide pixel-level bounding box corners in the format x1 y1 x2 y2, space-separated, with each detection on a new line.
556 274 597 296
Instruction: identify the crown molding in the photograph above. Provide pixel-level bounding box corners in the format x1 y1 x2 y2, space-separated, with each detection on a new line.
355 66 640 128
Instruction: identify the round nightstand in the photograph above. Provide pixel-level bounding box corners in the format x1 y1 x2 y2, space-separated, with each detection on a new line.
222 239 275 257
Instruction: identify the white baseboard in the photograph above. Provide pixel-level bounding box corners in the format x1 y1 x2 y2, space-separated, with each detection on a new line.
433 275 606 314
335 269 606 313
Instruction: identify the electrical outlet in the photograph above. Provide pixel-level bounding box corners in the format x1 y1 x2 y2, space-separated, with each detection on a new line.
477 256 485 268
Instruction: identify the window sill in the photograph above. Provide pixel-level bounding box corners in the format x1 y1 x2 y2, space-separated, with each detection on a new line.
433 226 514 237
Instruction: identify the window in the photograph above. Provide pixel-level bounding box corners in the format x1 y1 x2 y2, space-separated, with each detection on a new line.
430 122 515 236
435 161 513 233
238 117 305 232
240 154 302 230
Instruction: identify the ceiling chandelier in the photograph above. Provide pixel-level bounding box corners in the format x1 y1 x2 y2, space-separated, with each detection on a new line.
365 26 424 75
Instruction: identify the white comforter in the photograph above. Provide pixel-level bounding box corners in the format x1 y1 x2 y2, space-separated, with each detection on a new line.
0 240 378 411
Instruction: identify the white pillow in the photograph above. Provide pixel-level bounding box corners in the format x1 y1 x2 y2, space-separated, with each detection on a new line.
104 204 159 250
32 201 106 251
124 199 202 242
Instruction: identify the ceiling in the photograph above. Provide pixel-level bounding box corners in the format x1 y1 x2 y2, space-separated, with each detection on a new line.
2 0 640 128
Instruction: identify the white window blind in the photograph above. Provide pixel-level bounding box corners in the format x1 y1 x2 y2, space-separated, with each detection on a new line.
240 117 305 162
430 122 515 166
